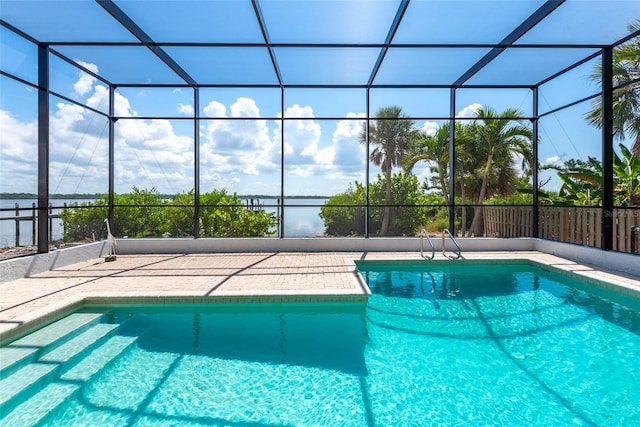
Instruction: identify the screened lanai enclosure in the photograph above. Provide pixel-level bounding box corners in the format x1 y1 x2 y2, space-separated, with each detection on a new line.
0 0 639 254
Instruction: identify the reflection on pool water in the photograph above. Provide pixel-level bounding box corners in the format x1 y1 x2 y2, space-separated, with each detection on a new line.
1 262 639 426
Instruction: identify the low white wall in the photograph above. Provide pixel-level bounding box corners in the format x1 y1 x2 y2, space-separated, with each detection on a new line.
0 241 107 283
533 239 640 277
2 237 637 283
115 236 535 254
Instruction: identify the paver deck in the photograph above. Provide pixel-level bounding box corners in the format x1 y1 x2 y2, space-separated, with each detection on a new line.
2 251 639 344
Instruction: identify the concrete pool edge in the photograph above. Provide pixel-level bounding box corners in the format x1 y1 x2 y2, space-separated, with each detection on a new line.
353 257 640 300
0 292 370 346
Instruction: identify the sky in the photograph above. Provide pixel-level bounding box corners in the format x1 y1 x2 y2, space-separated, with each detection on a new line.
0 0 638 198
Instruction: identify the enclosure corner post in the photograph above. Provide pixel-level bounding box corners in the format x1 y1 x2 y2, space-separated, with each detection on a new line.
601 47 614 251
37 43 50 254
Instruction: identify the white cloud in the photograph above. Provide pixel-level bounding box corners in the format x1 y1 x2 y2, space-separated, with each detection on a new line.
230 97 262 118
545 156 564 167
2 72 227 193
201 97 276 179
420 121 440 137
85 85 109 112
329 113 365 170
288 166 314 177
275 104 322 165
457 103 482 118
73 61 99 96
203 100 227 118
178 103 194 115
272 107 366 186
0 110 38 185
114 91 136 117
1 67 373 196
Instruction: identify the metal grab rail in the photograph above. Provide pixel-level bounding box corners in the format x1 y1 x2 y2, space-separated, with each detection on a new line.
420 229 435 260
442 229 463 260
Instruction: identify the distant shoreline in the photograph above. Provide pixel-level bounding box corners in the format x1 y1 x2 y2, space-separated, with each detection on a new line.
0 193 329 200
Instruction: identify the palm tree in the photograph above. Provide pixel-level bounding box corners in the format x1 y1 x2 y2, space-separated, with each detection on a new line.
556 158 603 205
554 144 639 206
615 143 640 205
403 122 451 204
462 107 533 236
586 19 640 159
360 106 415 236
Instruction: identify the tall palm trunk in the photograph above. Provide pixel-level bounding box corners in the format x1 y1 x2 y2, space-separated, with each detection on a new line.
439 164 450 205
633 136 640 159
380 168 392 236
468 154 492 236
460 182 467 236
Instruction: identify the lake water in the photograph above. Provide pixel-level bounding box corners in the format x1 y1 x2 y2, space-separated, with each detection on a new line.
0 198 327 247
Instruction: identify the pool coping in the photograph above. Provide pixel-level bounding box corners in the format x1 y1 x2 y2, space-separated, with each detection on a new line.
0 293 371 347
354 257 640 300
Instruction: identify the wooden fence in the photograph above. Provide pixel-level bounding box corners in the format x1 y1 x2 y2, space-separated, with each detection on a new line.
483 205 640 253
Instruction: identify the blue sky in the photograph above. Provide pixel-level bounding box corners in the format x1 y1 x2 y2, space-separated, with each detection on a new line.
0 0 638 197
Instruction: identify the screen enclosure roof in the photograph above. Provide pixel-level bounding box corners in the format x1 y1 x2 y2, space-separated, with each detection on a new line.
0 0 639 88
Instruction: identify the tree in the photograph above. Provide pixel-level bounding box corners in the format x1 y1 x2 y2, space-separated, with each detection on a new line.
551 144 640 206
320 172 431 236
403 122 451 204
360 106 415 236
460 107 533 236
554 157 603 205
614 143 640 205
586 19 640 159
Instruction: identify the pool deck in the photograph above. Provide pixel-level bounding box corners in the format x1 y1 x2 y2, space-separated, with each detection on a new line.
1 251 640 343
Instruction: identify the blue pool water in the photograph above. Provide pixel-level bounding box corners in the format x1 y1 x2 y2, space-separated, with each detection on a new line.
1 262 639 426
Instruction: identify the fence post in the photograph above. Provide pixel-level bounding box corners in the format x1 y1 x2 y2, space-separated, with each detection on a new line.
49 203 53 243
32 202 36 246
632 226 638 254
15 202 20 247
63 202 67 239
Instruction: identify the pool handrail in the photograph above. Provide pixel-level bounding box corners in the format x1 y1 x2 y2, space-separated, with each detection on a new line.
442 229 463 260
420 229 435 260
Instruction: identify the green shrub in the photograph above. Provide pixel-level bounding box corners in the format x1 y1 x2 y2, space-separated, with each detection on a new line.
320 172 436 236
60 187 278 241
319 183 366 236
59 197 109 241
197 189 277 237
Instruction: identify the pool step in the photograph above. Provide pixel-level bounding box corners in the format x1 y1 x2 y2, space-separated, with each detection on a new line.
0 312 104 378
0 333 140 426
0 322 119 415
60 333 139 382
0 383 79 426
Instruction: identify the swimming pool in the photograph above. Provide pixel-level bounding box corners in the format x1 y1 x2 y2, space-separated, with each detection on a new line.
1 261 639 426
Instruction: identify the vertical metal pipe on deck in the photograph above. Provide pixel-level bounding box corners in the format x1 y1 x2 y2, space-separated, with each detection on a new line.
448 88 457 234
108 85 116 228
280 87 285 238
194 87 200 238
532 87 539 238
37 44 49 254
365 87 371 238
601 47 614 250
